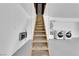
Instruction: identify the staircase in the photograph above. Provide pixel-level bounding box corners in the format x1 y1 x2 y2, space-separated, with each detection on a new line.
31 16 49 56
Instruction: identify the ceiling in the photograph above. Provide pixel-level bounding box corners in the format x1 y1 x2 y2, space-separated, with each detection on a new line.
45 3 79 18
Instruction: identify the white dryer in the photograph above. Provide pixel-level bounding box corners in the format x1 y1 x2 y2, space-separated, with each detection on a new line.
65 31 72 40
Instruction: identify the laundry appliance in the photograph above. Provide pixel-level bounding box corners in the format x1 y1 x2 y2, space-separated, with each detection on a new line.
54 30 64 40
65 31 72 40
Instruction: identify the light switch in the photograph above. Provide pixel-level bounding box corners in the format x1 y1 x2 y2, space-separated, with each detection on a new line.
19 32 27 41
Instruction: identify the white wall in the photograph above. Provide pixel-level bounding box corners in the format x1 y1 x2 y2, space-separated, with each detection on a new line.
53 22 78 38
0 3 35 56
19 3 36 40
44 3 79 39
44 16 79 39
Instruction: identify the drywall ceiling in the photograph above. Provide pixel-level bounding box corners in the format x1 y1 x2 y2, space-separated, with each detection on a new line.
19 3 36 16
45 3 79 18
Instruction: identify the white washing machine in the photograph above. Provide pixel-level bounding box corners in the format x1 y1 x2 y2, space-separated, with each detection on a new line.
54 30 64 40
65 31 72 40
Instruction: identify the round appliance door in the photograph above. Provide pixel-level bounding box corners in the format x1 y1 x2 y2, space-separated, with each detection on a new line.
58 31 63 38
66 31 72 38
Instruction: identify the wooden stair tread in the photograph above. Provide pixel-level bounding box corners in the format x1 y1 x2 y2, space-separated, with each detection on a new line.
32 40 48 43
34 33 46 35
33 38 47 41
32 45 48 48
35 28 44 29
34 35 46 37
36 25 44 26
32 48 49 50
32 50 49 56
34 31 45 32
32 15 49 56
